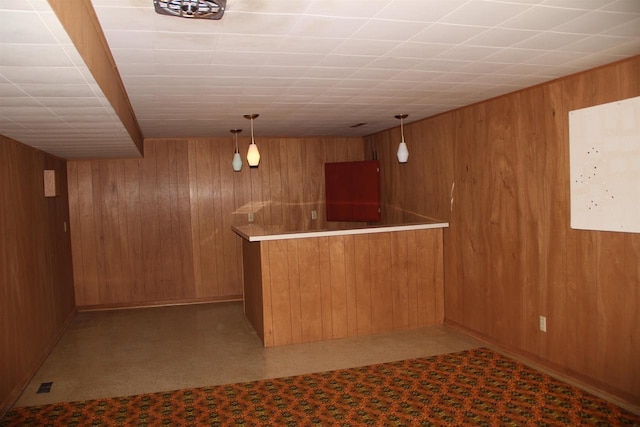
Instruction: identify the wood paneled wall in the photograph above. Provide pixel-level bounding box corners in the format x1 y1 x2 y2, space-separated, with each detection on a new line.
364 56 640 406
365 113 455 223
246 229 444 347
68 136 364 307
0 136 75 415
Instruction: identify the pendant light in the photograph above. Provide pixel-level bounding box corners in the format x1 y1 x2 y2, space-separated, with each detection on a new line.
230 128 243 172
395 114 409 163
244 114 260 167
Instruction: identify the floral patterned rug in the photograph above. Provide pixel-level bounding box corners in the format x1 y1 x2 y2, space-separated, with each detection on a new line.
2 347 638 426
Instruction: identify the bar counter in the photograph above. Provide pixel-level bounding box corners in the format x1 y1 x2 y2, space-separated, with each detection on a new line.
233 219 448 347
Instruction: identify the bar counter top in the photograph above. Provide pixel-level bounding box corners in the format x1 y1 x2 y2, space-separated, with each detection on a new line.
232 219 448 242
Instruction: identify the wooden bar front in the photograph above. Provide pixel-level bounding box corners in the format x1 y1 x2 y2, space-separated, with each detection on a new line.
242 228 444 347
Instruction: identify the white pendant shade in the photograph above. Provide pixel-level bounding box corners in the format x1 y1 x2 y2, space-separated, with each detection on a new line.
395 113 409 164
230 128 243 171
247 143 260 166
232 152 243 171
397 141 409 163
244 114 260 167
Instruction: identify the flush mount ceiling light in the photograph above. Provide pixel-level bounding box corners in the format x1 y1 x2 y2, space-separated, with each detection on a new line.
395 114 409 163
244 114 260 167
153 0 226 19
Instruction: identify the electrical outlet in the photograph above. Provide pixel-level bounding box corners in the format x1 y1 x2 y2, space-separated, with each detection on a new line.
311 210 318 220
248 212 254 222
539 315 547 332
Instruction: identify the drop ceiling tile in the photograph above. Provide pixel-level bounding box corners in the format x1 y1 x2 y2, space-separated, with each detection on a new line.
257 66 309 79
274 36 343 54
523 51 588 66
332 39 397 56
514 32 586 50
0 0 33 10
103 30 153 49
0 44 75 67
91 4 154 31
560 35 636 53
499 6 588 30
0 10 58 43
412 23 486 44
220 11 301 36
484 48 545 63
387 42 450 59
38 97 106 107
414 59 470 72
440 1 532 27
601 0 640 12
305 0 390 18
437 45 502 61
315 55 374 68
368 56 424 70
603 18 640 37
152 31 220 51
554 11 638 34
379 0 468 22
0 97 41 107
263 53 325 67
0 83 24 97
110 48 156 64
541 0 622 9
290 15 366 38
0 66 85 85
228 0 311 14
466 28 538 48
18 84 98 98
352 19 427 41
116 62 155 76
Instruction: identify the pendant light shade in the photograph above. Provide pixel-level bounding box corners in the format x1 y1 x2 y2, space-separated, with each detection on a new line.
244 114 260 167
395 114 409 163
230 129 243 172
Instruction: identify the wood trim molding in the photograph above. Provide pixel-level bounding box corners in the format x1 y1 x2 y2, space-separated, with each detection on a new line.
47 0 144 155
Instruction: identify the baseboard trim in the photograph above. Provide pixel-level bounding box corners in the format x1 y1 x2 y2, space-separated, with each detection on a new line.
443 320 640 416
0 307 78 419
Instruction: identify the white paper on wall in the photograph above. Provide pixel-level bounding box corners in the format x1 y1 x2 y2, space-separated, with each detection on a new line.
569 96 640 233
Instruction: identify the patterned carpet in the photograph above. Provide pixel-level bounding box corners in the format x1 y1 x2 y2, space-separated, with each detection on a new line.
2 348 639 426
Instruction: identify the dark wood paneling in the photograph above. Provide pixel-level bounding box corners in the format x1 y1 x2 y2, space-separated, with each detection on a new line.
69 137 364 307
364 55 640 406
0 136 75 415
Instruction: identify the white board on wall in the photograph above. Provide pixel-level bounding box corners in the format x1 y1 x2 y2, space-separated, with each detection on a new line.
569 96 640 233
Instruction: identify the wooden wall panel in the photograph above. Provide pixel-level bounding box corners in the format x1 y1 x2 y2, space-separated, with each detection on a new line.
0 136 75 415
257 229 444 347
69 136 364 308
365 112 455 223
363 55 640 406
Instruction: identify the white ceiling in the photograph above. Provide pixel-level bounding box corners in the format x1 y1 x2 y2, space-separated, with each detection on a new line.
1 0 640 159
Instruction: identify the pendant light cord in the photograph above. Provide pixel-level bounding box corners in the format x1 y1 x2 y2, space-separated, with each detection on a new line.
400 116 405 143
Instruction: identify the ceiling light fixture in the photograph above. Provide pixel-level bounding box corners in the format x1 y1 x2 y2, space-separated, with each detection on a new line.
244 114 260 167
153 0 226 20
230 129 242 172
395 114 409 163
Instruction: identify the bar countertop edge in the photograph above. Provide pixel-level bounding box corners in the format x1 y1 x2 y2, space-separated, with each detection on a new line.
232 221 449 242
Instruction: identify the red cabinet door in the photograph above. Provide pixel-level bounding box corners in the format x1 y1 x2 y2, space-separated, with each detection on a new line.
325 160 381 222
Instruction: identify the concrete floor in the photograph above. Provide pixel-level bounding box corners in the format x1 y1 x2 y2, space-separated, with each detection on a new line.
15 301 480 408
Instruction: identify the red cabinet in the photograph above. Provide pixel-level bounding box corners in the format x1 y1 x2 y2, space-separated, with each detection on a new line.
325 160 381 222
